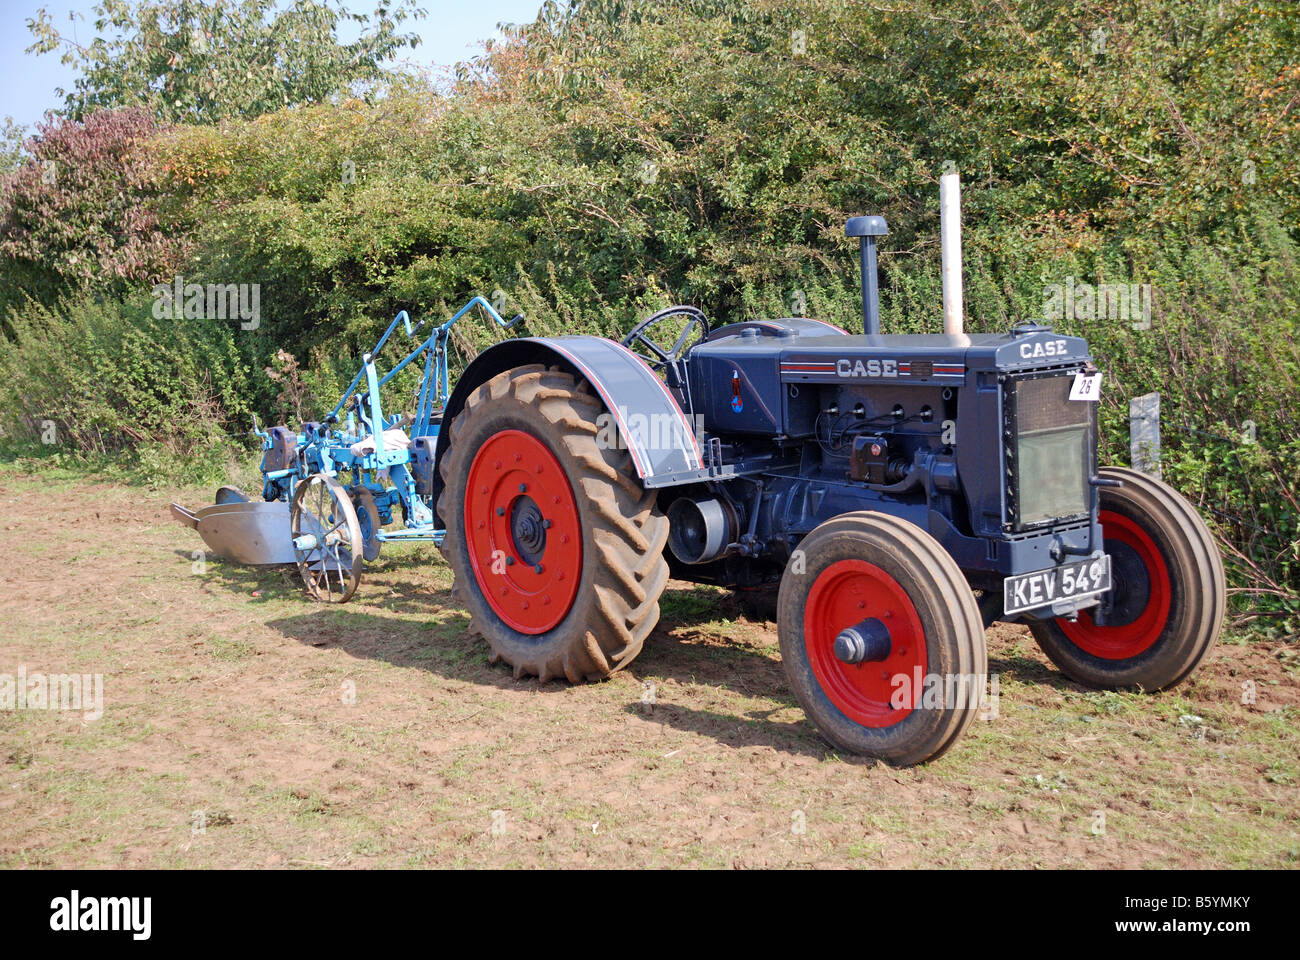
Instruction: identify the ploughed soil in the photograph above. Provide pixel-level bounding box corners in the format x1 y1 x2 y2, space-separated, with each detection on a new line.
0 473 1296 868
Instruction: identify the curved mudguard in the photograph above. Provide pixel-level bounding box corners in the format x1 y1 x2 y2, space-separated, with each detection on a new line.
430 336 706 520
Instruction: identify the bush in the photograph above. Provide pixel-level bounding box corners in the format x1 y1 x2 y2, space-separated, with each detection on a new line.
0 294 255 484
0 109 182 315
1 0 1297 628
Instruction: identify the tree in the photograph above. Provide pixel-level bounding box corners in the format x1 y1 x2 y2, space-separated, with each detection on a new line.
26 0 427 125
0 108 179 311
0 118 27 175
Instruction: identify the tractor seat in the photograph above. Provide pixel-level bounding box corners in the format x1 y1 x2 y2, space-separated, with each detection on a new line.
349 429 413 458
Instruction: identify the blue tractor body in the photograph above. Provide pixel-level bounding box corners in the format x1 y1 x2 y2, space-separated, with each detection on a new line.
435 311 1110 628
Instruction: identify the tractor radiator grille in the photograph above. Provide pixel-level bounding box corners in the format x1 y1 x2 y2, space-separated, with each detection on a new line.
1004 371 1094 531
1012 374 1090 433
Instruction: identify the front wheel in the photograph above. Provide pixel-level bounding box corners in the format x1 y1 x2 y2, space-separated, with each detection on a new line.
1028 467 1225 690
777 512 987 766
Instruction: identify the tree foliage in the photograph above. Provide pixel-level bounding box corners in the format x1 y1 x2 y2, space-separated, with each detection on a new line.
26 0 427 124
0 108 180 313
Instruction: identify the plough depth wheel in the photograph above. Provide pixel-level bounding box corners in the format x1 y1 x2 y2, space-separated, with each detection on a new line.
439 364 670 682
291 473 363 603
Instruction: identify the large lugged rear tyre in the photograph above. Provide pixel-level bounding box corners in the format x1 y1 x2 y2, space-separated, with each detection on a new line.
777 512 988 766
438 364 670 682
1028 467 1225 690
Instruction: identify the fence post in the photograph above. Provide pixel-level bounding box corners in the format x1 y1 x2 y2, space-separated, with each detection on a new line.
1129 391 1161 478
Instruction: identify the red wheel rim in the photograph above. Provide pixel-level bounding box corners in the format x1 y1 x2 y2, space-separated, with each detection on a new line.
464 430 583 634
804 559 928 728
1058 510 1171 660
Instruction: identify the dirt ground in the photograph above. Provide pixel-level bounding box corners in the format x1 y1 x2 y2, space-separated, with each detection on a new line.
0 471 1296 868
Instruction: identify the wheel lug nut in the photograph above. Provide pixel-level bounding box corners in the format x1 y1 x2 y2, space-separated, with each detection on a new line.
494 460 501 470
496 506 505 516
505 556 515 566
857 601 865 609
534 564 543 574
515 453 522 462
477 521 485 529
518 483 528 493
542 519 552 528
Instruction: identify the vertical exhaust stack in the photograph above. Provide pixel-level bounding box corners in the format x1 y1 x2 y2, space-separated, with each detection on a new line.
845 214 889 336
940 172 964 336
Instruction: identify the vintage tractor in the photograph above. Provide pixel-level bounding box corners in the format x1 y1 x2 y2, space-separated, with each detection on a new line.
431 195 1225 765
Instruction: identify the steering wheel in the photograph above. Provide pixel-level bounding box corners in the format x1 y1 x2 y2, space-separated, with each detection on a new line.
620 306 710 373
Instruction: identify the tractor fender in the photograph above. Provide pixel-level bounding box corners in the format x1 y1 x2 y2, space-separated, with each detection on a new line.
431 336 704 521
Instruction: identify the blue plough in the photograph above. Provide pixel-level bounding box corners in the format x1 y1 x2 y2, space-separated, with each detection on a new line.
173 296 520 602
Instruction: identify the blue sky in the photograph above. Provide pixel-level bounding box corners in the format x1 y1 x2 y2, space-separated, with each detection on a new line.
0 0 545 130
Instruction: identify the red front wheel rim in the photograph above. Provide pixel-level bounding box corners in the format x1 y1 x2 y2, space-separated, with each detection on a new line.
1058 510 1172 660
804 559 928 728
464 430 583 635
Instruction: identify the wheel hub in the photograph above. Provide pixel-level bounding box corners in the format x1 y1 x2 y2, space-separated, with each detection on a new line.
464 430 583 635
805 559 927 728
1094 538 1150 628
509 496 547 565
1058 509 1171 660
833 618 892 664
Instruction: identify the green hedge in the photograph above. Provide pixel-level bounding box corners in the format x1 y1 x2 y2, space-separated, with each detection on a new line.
0 0 1296 629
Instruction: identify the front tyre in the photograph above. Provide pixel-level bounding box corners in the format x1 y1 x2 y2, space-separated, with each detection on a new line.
1028 467 1225 690
777 512 987 766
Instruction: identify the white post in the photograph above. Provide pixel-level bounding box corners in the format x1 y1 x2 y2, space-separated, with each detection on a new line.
1129 392 1162 478
940 172 964 336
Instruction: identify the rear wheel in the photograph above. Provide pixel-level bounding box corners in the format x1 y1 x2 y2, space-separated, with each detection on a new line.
1028 467 1224 690
439 365 670 682
777 512 987 766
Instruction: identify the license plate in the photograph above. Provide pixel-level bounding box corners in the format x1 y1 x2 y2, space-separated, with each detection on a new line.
1003 554 1112 616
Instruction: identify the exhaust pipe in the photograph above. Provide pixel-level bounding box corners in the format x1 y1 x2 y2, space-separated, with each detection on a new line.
940 171 964 336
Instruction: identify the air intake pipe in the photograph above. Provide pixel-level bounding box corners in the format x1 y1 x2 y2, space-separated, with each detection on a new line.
845 214 888 336
940 171 964 336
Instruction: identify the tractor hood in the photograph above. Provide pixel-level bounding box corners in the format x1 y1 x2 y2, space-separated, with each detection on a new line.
752 325 1093 386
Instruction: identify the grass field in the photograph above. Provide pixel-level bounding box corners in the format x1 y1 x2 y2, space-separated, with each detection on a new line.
0 468 1296 868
